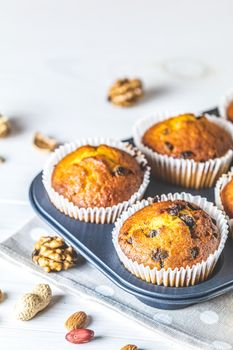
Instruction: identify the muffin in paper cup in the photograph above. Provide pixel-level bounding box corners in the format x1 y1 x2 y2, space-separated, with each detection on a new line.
42 137 150 224
218 88 233 121
112 192 228 287
133 113 233 189
215 167 233 238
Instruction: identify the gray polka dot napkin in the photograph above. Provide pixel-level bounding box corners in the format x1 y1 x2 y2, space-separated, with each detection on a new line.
0 217 232 350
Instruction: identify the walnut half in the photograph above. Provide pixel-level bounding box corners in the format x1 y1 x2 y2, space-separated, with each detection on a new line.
33 132 58 152
32 236 78 273
108 78 144 107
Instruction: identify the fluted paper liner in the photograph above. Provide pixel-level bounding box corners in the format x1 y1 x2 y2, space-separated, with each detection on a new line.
218 89 233 119
42 138 150 224
133 113 233 189
112 192 228 287
215 167 233 238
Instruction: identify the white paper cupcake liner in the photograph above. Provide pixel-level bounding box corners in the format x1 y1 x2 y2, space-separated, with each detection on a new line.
215 166 233 238
218 89 233 119
112 192 228 287
42 137 150 224
133 113 233 189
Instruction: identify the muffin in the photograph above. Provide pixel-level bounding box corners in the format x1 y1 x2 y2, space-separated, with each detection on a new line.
118 199 220 270
142 113 232 162
133 113 233 188
219 89 233 122
52 144 144 208
43 139 150 223
113 193 228 287
215 168 233 238
220 178 233 218
226 101 233 122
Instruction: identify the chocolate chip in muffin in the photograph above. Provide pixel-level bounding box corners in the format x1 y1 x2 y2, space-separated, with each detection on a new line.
164 141 174 151
113 166 131 176
164 203 186 216
127 236 133 244
147 229 159 238
167 205 180 216
152 248 169 268
152 248 169 261
187 202 199 211
179 214 195 228
190 247 199 259
180 151 195 159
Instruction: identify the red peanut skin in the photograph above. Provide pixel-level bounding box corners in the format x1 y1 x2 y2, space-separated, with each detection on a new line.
65 328 94 344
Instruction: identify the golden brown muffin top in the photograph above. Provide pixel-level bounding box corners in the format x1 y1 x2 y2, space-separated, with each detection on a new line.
142 113 232 162
220 178 233 218
52 144 144 208
118 200 220 270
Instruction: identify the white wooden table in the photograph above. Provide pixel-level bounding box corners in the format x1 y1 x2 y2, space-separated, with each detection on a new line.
0 0 233 348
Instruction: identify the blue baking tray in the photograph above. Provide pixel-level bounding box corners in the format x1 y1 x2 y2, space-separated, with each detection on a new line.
29 108 233 310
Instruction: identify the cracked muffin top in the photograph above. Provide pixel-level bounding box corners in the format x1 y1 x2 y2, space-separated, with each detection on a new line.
118 199 220 270
220 177 233 218
51 144 144 208
142 113 232 162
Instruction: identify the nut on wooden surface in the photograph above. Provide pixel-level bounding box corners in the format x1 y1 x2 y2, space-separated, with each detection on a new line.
65 328 94 344
120 345 138 350
0 115 11 138
65 311 87 331
33 132 57 152
108 78 143 107
14 283 52 321
32 236 78 273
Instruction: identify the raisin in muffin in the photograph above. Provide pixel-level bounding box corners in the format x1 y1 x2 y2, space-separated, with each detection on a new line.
118 199 220 270
52 144 144 208
142 114 232 162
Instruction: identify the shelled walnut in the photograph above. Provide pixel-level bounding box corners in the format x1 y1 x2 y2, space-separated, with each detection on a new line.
33 132 58 152
108 78 144 107
120 345 138 350
32 236 78 272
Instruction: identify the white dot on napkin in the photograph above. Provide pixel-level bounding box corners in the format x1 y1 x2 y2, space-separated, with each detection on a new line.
95 285 115 297
212 341 232 350
30 227 50 241
153 313 173 325
200 310 219 325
